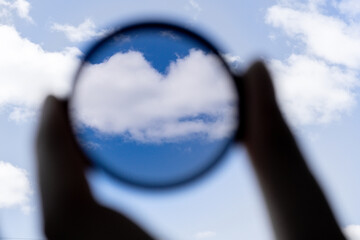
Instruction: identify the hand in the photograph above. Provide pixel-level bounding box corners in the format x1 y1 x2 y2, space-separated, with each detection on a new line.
240 62 345 239
36 96 155 239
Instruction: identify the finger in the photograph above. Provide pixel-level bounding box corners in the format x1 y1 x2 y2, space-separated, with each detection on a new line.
241 61 285 147
36 96 94 216
243 61 277 110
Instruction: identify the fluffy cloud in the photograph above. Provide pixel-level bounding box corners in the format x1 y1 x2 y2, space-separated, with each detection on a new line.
336 0 360 17
0 161 32 213
344 225 360 240
0 25 80 117
51 18 108 42
0 0 32 22
195 231 216 239
271 54 357 125
266 0 360 126
266 3 360 69
72 50 237 143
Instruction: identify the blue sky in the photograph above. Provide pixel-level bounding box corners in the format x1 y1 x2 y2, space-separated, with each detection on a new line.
1 0 360 239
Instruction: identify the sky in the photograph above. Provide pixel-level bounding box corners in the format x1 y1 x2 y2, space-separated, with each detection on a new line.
0 0 360 239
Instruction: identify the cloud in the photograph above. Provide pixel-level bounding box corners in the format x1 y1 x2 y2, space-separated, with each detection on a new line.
0 25 80 119
8 106 35 122
0 161 32 213
12 0 31 21
344 225 360 240
336 0 360 18
266 2 360 69
0 0 32 22
72 49 237 143
195 231 216 239
51 18 108 42
270 54 357 125
161 31 180 40
265 0 360 126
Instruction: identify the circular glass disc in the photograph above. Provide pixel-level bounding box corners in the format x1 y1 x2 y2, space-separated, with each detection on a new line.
69 23 239 188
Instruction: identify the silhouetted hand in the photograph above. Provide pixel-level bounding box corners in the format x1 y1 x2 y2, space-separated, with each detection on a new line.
36 96 155 239
241 62 345 240
36 61 346 240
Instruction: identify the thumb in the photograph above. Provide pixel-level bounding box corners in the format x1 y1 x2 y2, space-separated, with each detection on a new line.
36 96 94 216
241 61 286 148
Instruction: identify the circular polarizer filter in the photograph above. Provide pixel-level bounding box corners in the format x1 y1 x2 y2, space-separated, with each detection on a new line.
69 22 241 189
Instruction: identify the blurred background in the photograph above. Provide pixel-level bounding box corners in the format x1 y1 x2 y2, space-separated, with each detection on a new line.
0 0 360 239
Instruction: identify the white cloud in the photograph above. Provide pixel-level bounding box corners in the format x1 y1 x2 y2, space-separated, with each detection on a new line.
0 25 80 119
195 231 216 239
266 3 360 69
8 106 35 122
270 54 357 125
0 0 32 22
0 161 32 213
265 0 360 126
336 0 360 17
12 0 31 21
51 18 108 42
344 225 360 240
72 50 237 143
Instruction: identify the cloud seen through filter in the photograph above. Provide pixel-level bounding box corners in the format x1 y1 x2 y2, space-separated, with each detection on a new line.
72 49 237 143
